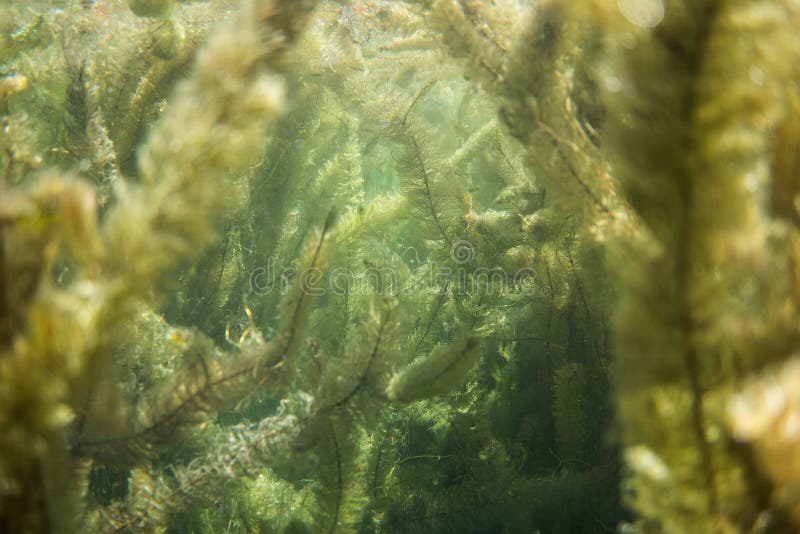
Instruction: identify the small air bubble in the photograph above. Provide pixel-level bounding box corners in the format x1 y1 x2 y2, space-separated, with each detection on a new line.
604 76 622 93
617 0 664 29
749 66 765 86
745 172 759 193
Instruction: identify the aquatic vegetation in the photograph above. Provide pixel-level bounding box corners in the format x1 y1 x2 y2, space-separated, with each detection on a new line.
1 0 800 532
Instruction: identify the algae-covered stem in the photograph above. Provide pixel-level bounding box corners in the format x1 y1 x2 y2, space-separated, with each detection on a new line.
671 3 723 515
323 302 392 412
397 79 454 248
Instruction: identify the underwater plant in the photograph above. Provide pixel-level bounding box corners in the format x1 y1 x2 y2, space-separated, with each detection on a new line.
2 0 800 533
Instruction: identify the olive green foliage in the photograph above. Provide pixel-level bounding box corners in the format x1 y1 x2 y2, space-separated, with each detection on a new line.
5 0 798 533
0 1 618 531
568 1 800 531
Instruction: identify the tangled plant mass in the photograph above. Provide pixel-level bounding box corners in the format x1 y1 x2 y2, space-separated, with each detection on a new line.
2 0 800 533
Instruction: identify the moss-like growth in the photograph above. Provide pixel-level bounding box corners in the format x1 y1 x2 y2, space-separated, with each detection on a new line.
129 0 173 19
7 0 797 532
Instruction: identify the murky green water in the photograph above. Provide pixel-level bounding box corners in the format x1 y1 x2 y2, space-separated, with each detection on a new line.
2 1 799 533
